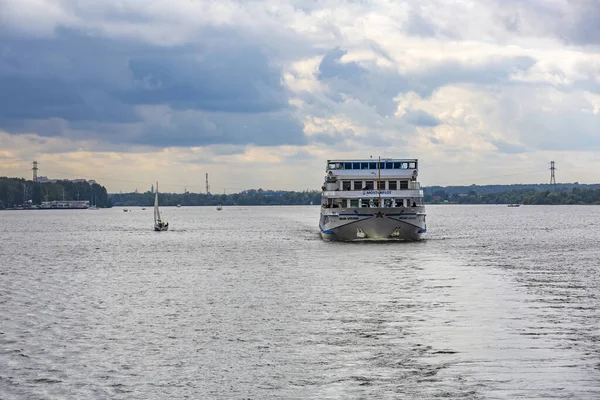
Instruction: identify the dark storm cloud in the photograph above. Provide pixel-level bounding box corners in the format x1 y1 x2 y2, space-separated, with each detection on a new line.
127 110 306 148
123 43 289 113
0 27 305 148
0 29 139 124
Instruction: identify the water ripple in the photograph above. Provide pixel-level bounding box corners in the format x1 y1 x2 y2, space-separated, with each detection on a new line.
0 205 599 399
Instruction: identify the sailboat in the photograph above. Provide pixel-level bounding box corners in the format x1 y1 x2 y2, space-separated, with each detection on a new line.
154 182 169 231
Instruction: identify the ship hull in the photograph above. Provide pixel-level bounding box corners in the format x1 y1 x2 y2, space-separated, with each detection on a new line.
319 207 426 241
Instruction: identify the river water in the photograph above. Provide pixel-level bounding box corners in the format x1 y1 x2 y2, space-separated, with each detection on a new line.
1 205 599 399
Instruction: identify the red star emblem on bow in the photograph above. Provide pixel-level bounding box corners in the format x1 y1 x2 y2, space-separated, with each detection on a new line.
374 211 384 218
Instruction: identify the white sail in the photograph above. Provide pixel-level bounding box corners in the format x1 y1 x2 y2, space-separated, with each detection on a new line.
154 181 161 224
153 181 168 231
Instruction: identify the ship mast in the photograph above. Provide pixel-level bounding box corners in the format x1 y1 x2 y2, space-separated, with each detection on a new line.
378 156 381 207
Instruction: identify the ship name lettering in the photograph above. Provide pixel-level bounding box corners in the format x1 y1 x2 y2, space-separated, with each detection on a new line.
363 190 392 195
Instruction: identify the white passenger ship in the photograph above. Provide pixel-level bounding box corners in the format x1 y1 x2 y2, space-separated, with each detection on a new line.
319 157 426 241
39 200 90 209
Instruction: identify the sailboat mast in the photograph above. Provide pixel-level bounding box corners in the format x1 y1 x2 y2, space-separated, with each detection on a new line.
378 156 381 207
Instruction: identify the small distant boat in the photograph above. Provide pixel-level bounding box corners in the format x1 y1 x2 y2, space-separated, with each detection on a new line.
216 204 223 211
89 195 99 210
507 204 521 207
123 209 128 212
141 208 146 210
154 181 169 231
176 204 181 208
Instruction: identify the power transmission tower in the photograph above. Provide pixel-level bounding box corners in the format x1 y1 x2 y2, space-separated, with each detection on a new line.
550 161 556 185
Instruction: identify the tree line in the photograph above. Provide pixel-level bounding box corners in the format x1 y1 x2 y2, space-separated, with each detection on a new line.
0 177 111 209
424 186 600 205
110 189 322 207
424 183 600 197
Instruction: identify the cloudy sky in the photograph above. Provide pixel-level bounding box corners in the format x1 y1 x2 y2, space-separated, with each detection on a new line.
1 0 599 193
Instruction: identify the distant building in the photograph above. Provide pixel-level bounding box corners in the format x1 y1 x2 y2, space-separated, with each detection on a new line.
36 176 97 185
36 176 56 183
40 200 90 209
457 193 468 197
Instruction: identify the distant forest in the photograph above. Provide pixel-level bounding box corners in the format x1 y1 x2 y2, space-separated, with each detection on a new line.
110 189 322 207
0 177 111 209
424 183 600 205
4 177 600 209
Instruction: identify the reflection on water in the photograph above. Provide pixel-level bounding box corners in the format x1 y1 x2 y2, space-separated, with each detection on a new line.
1 205 599 399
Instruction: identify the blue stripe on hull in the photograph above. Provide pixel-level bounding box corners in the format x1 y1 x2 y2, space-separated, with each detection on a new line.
319 225 335 234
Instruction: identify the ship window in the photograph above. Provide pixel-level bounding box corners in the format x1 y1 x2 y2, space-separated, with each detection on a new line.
344 162 352 169
385 162 393 169
350 199 359 207
377 181 386 190
400 162 408 169
400 180 408 189
393 162 401 169
369 162 377 169
361 162 369 169
343 181 351 190
365 181 374 190
389 181 397 190
409 162 416 169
